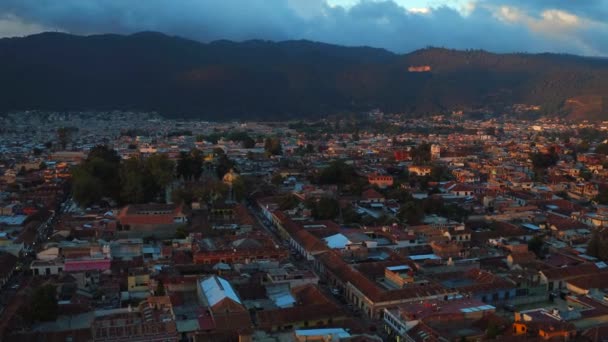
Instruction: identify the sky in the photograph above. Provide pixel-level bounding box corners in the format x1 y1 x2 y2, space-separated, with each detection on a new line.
0 0 607 56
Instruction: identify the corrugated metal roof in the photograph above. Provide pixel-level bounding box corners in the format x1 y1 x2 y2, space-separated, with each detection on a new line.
323 233 350 249
200 275 241 306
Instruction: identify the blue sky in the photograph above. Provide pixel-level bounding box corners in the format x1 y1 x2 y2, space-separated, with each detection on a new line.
0 0 607 56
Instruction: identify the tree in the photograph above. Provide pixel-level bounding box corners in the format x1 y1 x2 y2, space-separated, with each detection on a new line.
28 285 58 322
177 149 203 180
595 188 608 205
119 157 152 204
528 235 545 258
241 135 256 148
484 127 496 136
411 143 431 164
72 171 104 207
215 153 235 179
175 225 188 239
596 143 608 155
586 230 608 261
271 173 285 185
279 194 300 211
231 176 247 201
155 279 166 296
146 154 175 189
311 197 339 220
172 187 194 206
32 147 43 156
587 230 602 259
430 164 452 182
56 127 71 150
318 160 357 185
398 201 424 225
580 169 592 181
264 137 282 156
530 152 558 169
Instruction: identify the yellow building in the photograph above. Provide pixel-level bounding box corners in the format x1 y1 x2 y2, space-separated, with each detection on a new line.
128 268 150 298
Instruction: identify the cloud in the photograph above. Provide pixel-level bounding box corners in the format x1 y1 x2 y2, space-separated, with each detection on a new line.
486 2 608 56
0 13 59 38
0 0 606 56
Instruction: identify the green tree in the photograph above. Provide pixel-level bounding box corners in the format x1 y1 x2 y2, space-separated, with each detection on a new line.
177 149 203 180
146 154 175 189
578 140 590 153
530 152 559 169
397 201 424 225
119 157 150 204
156 279 166 296
318 160 357 185
595 188 608 205
56 127 71 150
528 235 545 258
264 137 282 156
271 173 285 185
311 197 339 220
596 143 608 155
430 164 452 182
231 176 247 201
587 230 602 259
33 147 43 156
175 225 188 239
28 285 58 322
215 154 235 179
411 143 432 164
279 194 300 211
71 170 103 207
242 136 256 148
171 187 195 206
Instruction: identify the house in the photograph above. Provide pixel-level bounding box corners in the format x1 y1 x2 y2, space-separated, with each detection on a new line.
367 173 394 189
539 263 602 292
383 298 500 341
316 251 456 319
360 189 385 205
256 285 348 332
294 329 352 341
447 183 475 197
442 225 472 242
197 275 252 334
91 296 179 341
116 204 188 238
506 251 537 269
393 150 412 162
127 268 150 299
408 165 432 177
31 259 64 276
513 308 576 340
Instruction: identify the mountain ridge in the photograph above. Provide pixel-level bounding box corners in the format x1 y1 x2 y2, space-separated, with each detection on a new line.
1 31 607 120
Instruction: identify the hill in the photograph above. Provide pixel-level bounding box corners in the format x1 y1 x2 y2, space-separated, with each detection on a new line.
1 31 608 120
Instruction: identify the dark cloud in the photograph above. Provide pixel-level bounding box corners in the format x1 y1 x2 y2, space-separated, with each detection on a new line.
0 0 606 55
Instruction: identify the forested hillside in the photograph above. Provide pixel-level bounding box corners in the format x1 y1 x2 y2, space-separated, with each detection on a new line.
1 32 607 120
